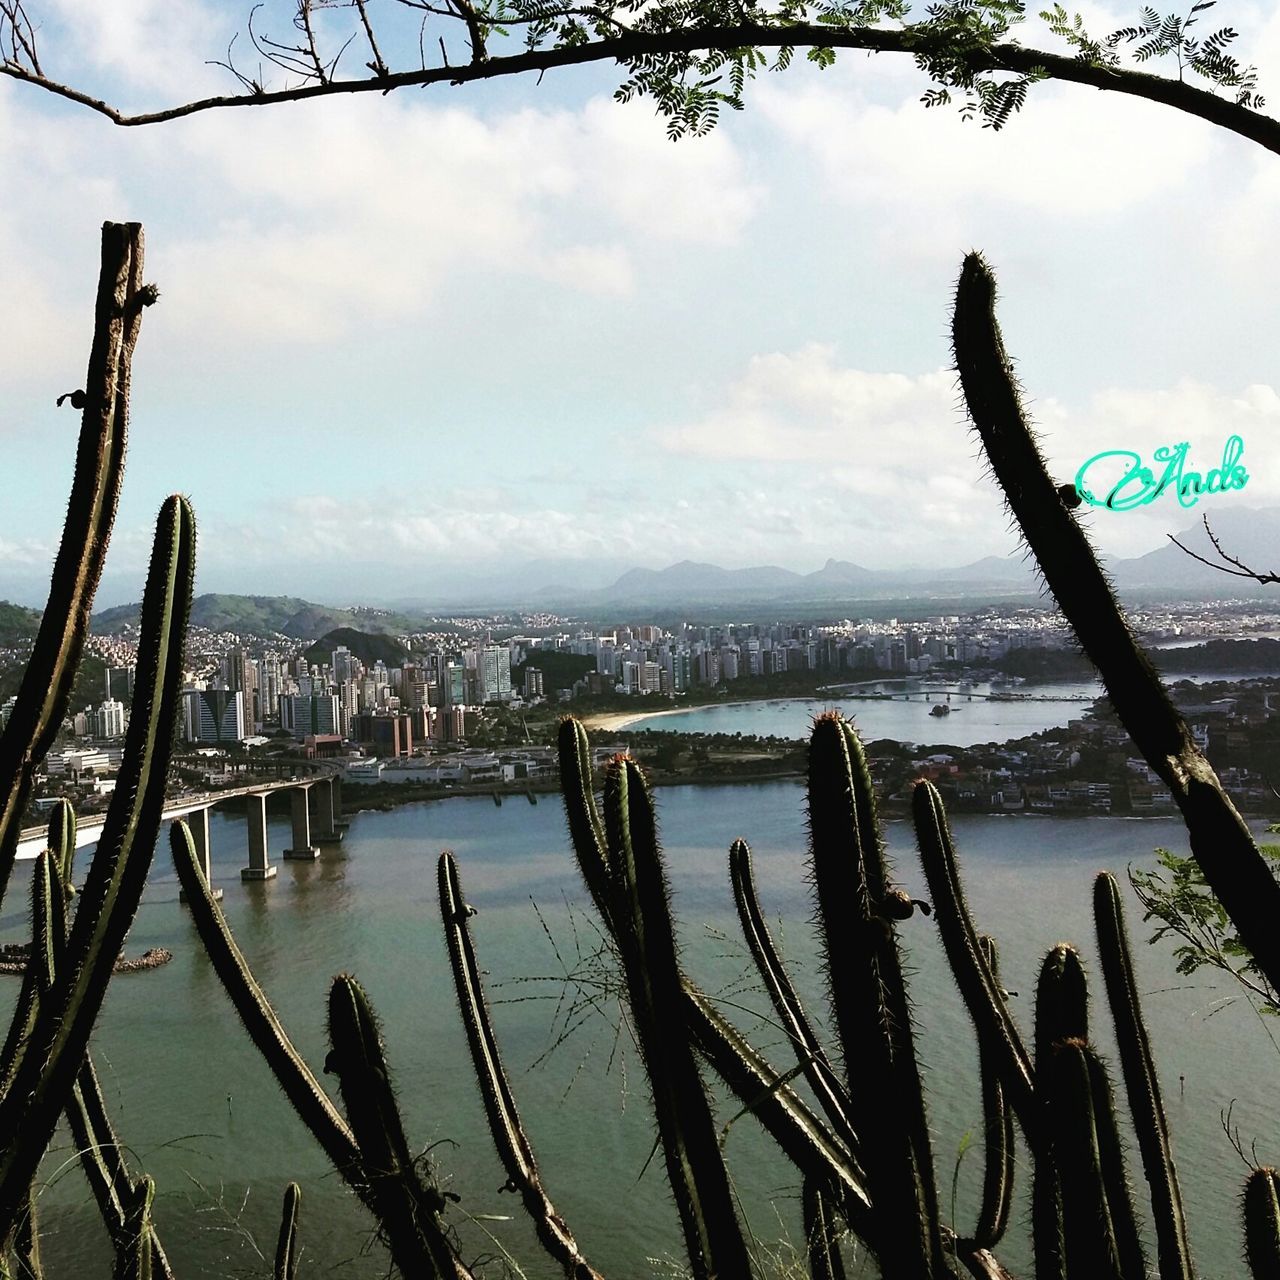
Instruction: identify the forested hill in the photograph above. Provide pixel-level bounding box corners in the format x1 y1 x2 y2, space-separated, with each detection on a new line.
91 594 427 640
304 629 411 669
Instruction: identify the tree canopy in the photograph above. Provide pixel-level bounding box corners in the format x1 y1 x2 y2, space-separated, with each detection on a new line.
1 0 1275 149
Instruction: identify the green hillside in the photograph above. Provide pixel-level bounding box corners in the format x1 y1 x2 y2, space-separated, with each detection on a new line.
304 628 410 669
0 601 41 645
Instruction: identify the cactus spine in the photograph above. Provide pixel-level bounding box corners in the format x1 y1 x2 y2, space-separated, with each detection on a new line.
438 850 603 1280
803 1178 847 1280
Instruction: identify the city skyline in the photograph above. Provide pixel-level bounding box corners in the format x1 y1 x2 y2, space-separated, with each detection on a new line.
3 3 1278 607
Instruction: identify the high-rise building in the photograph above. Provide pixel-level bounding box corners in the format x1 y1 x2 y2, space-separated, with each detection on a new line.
524 668 544 699
95 699 126 739
280 693 341 741
224 648 260 730
474 645 512 703
184 690 246 744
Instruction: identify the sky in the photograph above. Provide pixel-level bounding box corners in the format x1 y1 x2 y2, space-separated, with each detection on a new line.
2 0 1279 607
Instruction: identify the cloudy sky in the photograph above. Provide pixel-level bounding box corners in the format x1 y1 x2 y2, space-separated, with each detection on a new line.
3 0 1278 606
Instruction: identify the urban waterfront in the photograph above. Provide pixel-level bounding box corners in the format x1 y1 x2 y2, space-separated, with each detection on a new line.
3 786 1278 1278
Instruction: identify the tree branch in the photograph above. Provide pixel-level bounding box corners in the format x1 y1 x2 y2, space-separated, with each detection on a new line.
1 20 1278 153
1167 515 1280 585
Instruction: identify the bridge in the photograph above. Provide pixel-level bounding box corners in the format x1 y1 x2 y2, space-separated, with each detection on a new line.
821 685 1093 705
15 774 348 894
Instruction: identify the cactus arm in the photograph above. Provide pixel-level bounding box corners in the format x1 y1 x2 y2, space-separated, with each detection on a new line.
600 757 755 1280
1082 1048 1147 1280
46 802 77 898
1094 873 1195 1280
438 851 604 1280
274 1184 301 1280
802 1178 847 1280
170 820 364 1187
807 714 945 1276
0 224 148 903
1042 1040 1126 1280
111 1176 154 1280
556 718 612 927
324 976 472 1280
1030 944 1088 1280
950 250 1280 1000
1 804 78 1089
0 495 193 1234
728 838 860 1161
65 1055 176 1280
681 982 873 1242
1244 1168 1280 1280
972 937 1014 1251
913 782 1034 1126
11 1192 39 1280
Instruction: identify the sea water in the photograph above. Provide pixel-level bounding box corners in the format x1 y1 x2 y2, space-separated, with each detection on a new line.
3 787 1276 1278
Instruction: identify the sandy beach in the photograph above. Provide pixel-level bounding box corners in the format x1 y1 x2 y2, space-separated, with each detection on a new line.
580 692 847 734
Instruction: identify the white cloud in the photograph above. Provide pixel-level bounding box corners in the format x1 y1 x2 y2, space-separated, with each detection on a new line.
654 344 1280 561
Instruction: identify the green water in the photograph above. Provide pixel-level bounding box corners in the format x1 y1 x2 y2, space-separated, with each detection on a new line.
4 785 1277 1278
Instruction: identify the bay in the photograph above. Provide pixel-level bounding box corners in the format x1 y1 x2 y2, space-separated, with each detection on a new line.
3 786 1277 1278
618 671 1275 746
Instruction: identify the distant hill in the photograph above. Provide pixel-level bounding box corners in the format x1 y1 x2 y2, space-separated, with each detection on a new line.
92 594 429 640
304 628 410 669
1110 507 1280 591
0 601 41 644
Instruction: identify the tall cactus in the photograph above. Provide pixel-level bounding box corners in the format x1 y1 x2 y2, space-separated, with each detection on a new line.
0 224 152 905
951 250 1280 1001
274 1184 302 1280
597 754 754 1280
1244 1168 1280 1280
808 713 945 1277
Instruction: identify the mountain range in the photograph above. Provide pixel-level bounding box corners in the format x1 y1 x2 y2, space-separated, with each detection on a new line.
3 508 1276 641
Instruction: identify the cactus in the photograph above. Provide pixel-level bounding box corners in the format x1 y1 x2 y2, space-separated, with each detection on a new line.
808 713 944 1276
112 1175 155 1280
274 1184 302 1280
972 937 1014 1251
597 754 754 1280
803 1178 847 1280
1094 872 1194 1280
0 494 193 1240
555 717 612 929
438 850 602 1280
729 837 860 1162
325 975 469 1280
1244 1168 1280 1280
0 224 151 905
913 781 1034 1127
951 250 1280 1002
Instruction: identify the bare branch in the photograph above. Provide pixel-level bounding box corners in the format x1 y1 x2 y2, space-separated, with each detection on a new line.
1167 515 1280 586
353 0 390 76
1 0 41 75
0 17 1278 156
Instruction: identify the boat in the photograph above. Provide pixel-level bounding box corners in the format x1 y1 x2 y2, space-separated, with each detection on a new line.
930 704 951 717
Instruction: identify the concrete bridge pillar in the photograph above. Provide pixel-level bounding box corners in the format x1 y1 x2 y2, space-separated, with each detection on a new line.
242 792 277 881
312 776 344 844
332 776 349 830
179 806 223 902
285 785 319 860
